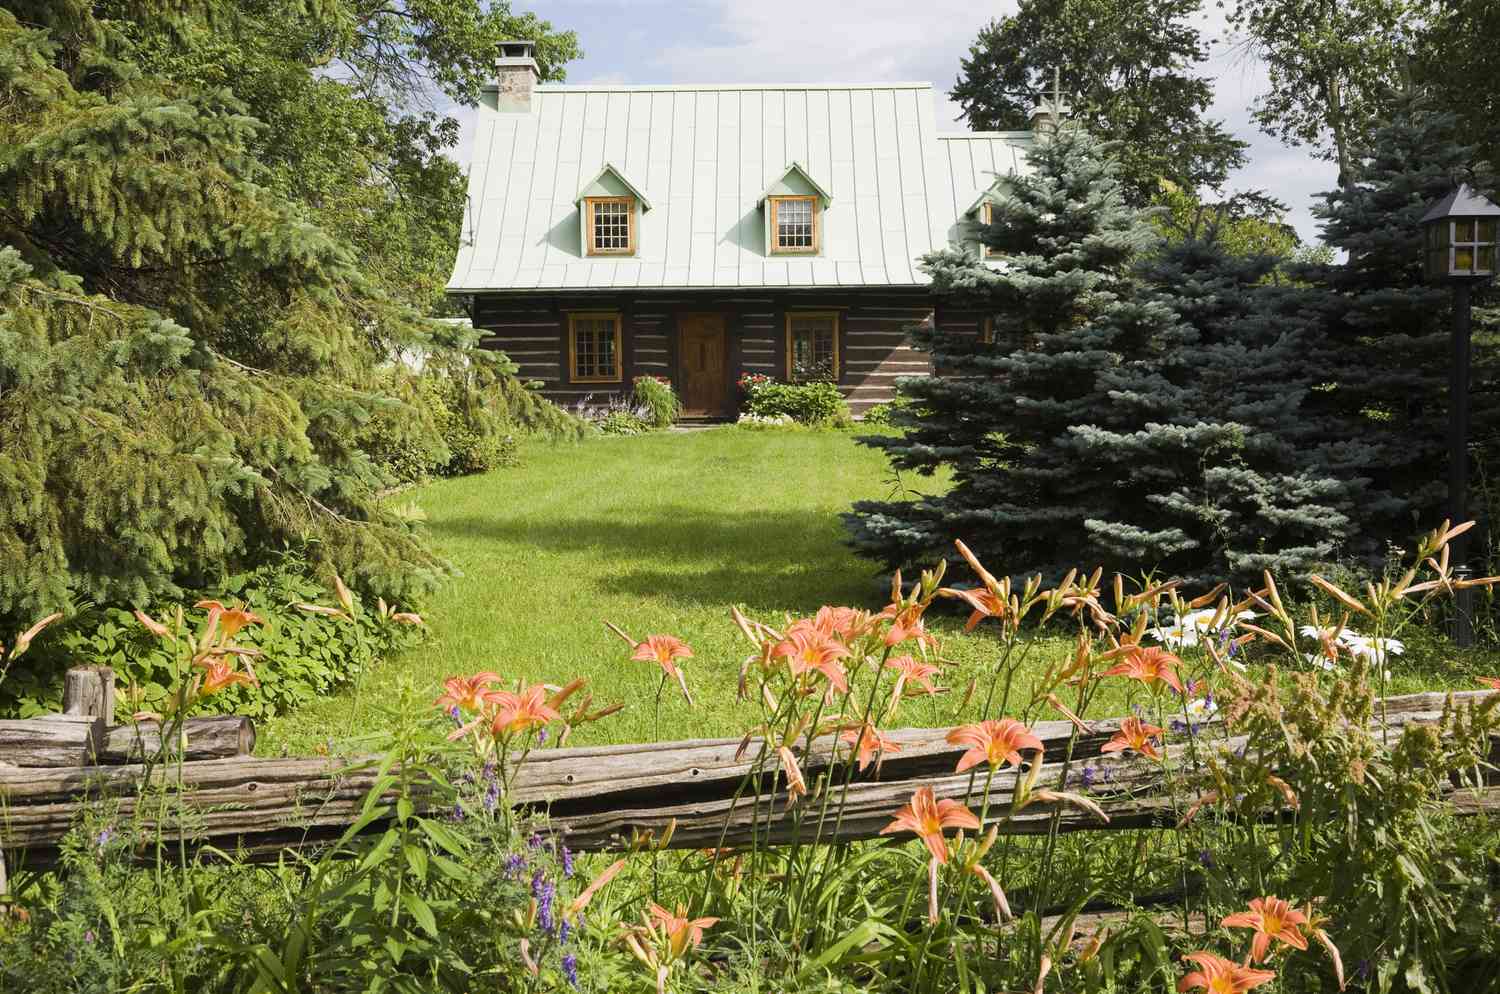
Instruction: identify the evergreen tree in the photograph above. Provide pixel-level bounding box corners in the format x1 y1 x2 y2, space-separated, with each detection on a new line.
1292 93 1499 558
846 128 1357 583
0 1 575 624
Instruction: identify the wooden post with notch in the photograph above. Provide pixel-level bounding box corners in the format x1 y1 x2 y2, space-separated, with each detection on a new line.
62 666 115 720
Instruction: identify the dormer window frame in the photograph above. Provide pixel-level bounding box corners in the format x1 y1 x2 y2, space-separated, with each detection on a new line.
979 201 1000 259
583 195 638 257
768 194 822 255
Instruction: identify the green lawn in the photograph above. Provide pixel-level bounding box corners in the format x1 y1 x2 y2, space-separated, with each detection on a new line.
260 428 980 753
259 427 1490 755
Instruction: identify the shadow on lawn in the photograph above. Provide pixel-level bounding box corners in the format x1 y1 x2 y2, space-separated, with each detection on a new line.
430 506 886 614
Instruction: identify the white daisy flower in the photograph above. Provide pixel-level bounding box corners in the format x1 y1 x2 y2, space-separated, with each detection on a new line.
1347 636 1403 664
1304 651 1338 671
1185 695 1219 721
1146 622 1200 649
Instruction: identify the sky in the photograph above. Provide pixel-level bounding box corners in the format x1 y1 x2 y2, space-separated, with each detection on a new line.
442 0 1338 244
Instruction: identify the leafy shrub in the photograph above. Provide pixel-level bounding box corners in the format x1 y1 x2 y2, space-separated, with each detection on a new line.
741 379 851 426
0 552 424 720
360 370 521 484
632 375 681 428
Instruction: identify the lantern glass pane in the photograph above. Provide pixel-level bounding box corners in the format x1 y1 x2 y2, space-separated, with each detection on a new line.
1454 220 1475 242
1456 247 1474 272
1480 245 1496 273
1480 219 1497 243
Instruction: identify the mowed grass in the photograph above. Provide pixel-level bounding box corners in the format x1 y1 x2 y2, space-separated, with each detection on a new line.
259 428 1491 756
260 428 999 753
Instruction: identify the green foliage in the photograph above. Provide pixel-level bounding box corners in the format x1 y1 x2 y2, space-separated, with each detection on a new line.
742 380 851 426
1225 0 1420 186
596 410 653 436
847 126 1356 582
0 1 579 625
631 375 681 429
1291 94 1500 562
0 552 422 720
950 0 1247 201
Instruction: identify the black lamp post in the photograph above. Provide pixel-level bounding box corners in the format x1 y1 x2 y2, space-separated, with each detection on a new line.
1421 183 1500 647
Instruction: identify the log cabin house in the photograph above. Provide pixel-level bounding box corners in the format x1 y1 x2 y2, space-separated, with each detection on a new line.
446 41 1047 419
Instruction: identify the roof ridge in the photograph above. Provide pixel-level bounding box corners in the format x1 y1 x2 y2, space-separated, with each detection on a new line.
527 81 936 93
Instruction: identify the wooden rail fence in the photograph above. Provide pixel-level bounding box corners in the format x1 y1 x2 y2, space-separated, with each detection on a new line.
2 676 1494 868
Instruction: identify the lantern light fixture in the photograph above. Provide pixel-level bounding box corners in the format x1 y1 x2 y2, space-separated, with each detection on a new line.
1421 183 1500 282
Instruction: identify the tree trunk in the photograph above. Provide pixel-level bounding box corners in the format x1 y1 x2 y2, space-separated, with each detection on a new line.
62 666 115 719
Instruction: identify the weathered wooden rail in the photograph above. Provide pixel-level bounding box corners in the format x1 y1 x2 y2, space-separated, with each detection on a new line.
1 691 1493 865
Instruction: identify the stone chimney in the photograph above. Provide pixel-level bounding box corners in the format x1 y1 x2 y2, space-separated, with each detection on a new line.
496 40 540 112
1028 95 1072 134
1029 67 1071 135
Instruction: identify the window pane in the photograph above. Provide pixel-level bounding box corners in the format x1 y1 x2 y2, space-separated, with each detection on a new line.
1455 247 1474 272
574 317 617 378
1479 245 1496 273
1452 219 1475 243
1480 219 1497 243
789 316 835 381
776 199 815 249
591 200 631 251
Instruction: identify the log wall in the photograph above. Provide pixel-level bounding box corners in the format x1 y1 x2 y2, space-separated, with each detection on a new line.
472 290 958 417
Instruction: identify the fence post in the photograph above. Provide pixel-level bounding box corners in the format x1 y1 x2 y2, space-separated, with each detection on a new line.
62 666 115 719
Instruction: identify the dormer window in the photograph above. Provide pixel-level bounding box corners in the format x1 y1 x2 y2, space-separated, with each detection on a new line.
980 202 1000 258
760 163 832 257
584 197 635 255
770 196 819 253
574 164 651 258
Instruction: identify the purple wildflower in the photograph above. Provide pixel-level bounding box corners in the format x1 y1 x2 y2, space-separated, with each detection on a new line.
482 760 496 782
84 930 95 944
448 705 461 724
1198 849 1215 868
527 832 544 850
504 852 526 878
561 844 574 878
1078 766 1096 789
533 871 556 932
537 728 548 745
561 953 579 988
559 918 572 944
484 780 500 813
95 826 113 849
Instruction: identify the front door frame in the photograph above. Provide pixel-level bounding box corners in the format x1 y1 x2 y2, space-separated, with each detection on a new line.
675 312 731 417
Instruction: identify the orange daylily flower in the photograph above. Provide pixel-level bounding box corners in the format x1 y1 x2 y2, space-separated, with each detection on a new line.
840 722 902 772
942 586 1008 631
486 684 560 738
1177 951 1276 994
1102 646 1185 694
789 606 869 642
1479 677 1500 690
632 634 695 704
885 654 942 697
1222 896 1309 963
567 858 626 915
771 629 850 693
879 785 980 863
632 634 694 677
434 672 503 713
194 600 263 638
198 659 257 696
647 903 720 960
947 719 1044 773
1100 717 1164 760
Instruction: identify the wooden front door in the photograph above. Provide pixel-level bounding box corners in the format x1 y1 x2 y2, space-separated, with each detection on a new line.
678 314 728 416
